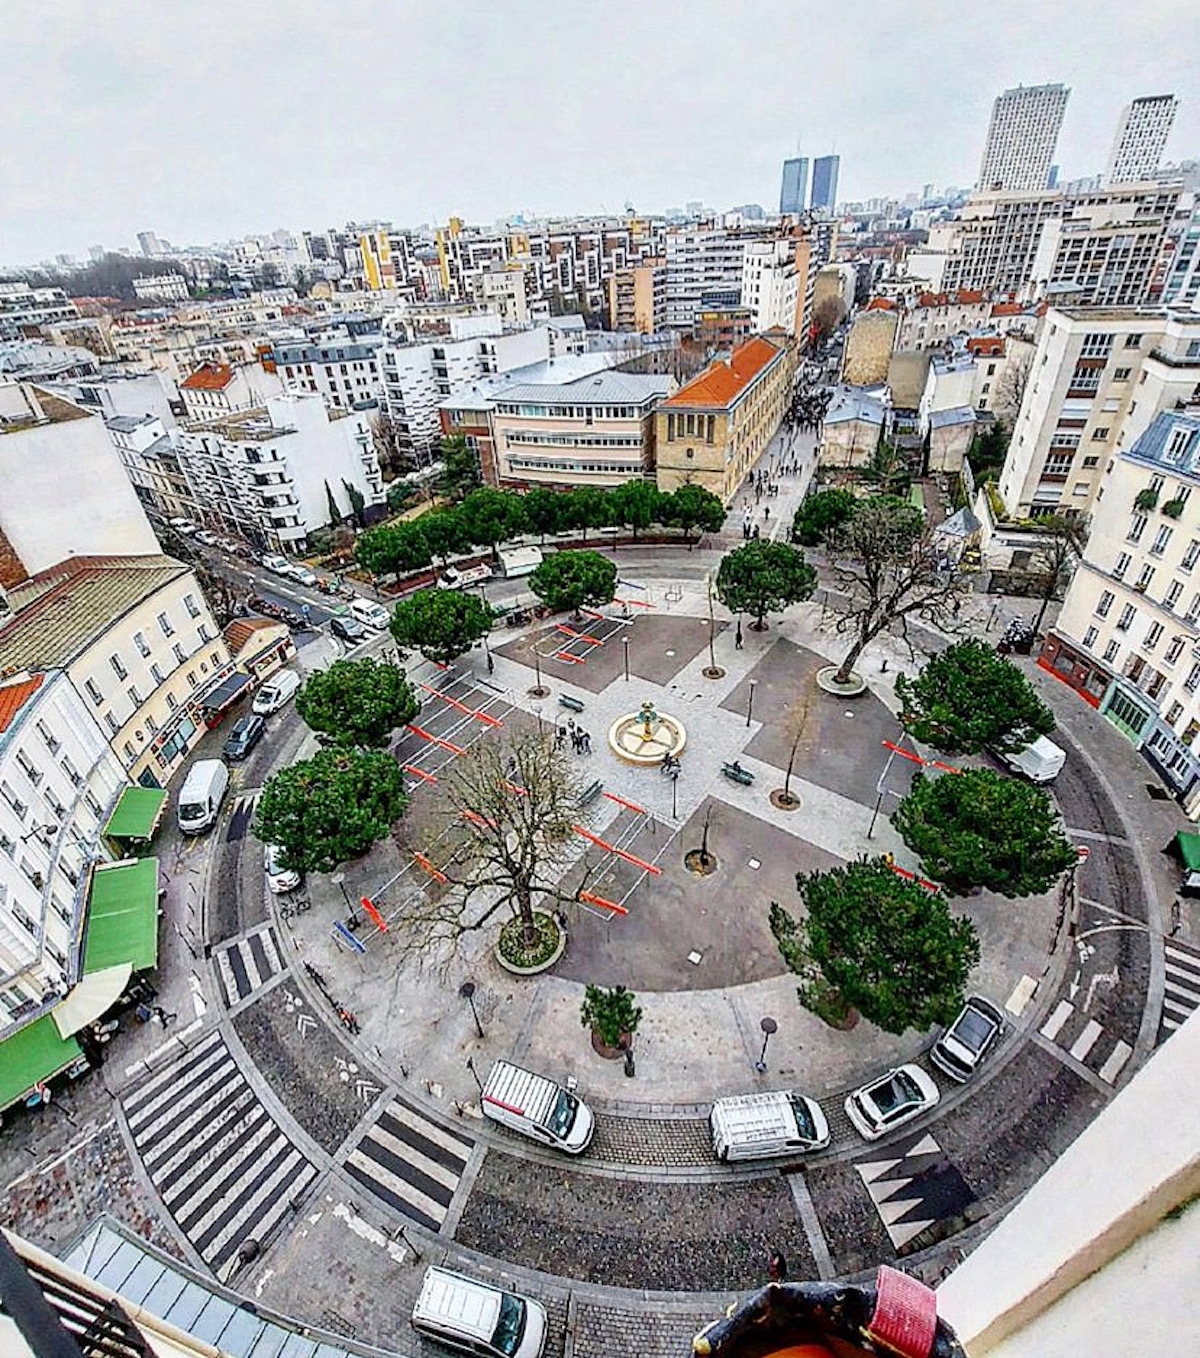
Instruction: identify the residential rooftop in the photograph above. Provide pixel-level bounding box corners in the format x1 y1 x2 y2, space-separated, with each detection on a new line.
493 370 672 408
663 336 783 409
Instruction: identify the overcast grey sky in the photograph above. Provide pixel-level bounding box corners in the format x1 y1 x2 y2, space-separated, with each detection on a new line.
4 0 1198 264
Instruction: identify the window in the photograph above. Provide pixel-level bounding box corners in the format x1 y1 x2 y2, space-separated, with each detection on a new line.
123 741 136 760
1116 604 1136 632
61 757 81 787
187 671 197 689
1113 367 1131 381
35 721 59 753
134 631 151 657
1187 593 1200 624
1166 581 1184 610
157 611 174 637
15 750 41 786
172 642 185 665
109 654 127 681
1168 701 1184 726
1096 590 1115 617
166 692 178 711
104 713 119 736
1083 625 1099 649
1145 621 1164 649
1103 641 1120 664
151 663 164 685
1092 428 1110 441
1186 663 1200 693
126 686 141 708
1136 564 1156 591
1165 636 1186 664
1124 333 1144 348
1183 541 1200 572
1083 456 1100 468
1 782 28 819
1163 426 1191 465
0 832 13 860
84 678 102 705
1113 552 1131 580
1081 333 1113 357
1127 514 1147 543
198 623 212 643
1151 525 1174 556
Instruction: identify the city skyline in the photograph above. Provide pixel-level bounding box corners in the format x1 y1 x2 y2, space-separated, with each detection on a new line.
3 0 1199 264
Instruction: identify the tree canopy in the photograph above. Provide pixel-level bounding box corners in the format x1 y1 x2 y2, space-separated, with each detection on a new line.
439 432 482 501
608 480 664 539
295 657 419 749
460 487 527 558
893 768 1077 897
896 639 1056 756
791 489 858 546
771 857 979 1035
663 482 726 544
254 748 408 876
390 588 493 664
715 539 817 628
529 549 617 616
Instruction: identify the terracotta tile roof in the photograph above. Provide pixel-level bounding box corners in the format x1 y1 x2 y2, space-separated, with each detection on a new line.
0 673 45 733
990 302 1024 316
663 337 782 409
866 297 896 310
967 336 1006 356
224 617 283 654
181 361 234 391
957 289 986 305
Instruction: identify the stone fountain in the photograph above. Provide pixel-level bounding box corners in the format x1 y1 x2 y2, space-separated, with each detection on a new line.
607 698 687 767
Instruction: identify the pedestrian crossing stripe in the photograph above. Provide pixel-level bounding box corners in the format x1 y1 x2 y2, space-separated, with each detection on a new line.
123 1030 317 1270
213 924 285 1007
344 1097 473 1233
1038 997 1135 1083
1161 941 1200 1038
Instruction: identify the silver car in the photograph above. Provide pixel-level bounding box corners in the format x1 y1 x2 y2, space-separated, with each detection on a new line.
930 996 1005 1082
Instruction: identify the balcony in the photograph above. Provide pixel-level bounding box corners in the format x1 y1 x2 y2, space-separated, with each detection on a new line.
1149 347 1200 369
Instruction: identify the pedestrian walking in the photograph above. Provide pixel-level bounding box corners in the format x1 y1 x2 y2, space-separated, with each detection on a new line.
753 525 761 539
486 652 495 675
554 727 567 751
571 728 582 753
735 623 743 650
767 1248 788 1283
582 729 592 753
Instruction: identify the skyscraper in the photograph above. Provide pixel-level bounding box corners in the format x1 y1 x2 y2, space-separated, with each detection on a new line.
1107 95 1178 184
810 156 840 213
779 158 809 215
977 83 1070 191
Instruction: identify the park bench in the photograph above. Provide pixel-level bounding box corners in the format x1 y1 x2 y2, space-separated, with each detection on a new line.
558 694 585 713
578 780 604 806
720 761 755 786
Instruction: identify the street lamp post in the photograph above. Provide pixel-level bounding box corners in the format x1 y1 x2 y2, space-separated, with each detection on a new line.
623 636 630 682
746 679 758 728
670 766 680 820
459 980 484 1039
466 1056 484 1093
755 1016 778 1073
331 872 359 926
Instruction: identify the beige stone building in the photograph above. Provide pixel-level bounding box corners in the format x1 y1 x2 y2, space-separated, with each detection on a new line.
842 307 899 385
655 334 794 503
607 260 666 334
819 390 887 469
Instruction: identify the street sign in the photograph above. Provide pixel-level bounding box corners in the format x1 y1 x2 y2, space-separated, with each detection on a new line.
1076 846 1090 862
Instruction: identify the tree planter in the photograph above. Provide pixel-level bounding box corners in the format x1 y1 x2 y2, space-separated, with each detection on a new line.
493 912 565 976
590 1030 632 1059
770 789 802 812
579 984 642 1059
816 665 867 696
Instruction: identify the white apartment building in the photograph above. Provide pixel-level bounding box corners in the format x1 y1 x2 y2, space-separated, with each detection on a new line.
999 306 1200 519
1107 95 1178 185
1042 411 1200 812
0 383 161 587
107 415 194 521
40 368 180 429
741 240 800 335
176 393 384 551
1161 192 1200 307
0 282 77 335
0 669 127 1040
977 84 1070 192
0 554 229 788
178 360 282 423
132 273 190 303
664 225 769 329
273 328 385 411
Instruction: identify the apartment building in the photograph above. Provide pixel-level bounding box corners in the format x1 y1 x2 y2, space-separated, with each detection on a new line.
664 224 772 329
1042 411 1200 812
780 157 809 215
0 282 77 336
998 306 1200 518
655 334 794 502
977 84 1069 192
893 290 996 349
107 414 194 521
741 240 800 335
0 669 127 1042
132 273 190 303
274 328 386 410
175 393 384 551
811 155 841 213
1161 192 1200 307
0 382 161 589
915 184 1181 306
178 360 281 422
1107 95 1178 185
0 554 229 788
607 261 667 334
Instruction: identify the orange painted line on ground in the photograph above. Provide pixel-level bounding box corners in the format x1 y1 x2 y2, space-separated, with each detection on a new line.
420 682 505 727
407 723 466 755
557 624 603 644
572 825 661 875
887 862 941 892
882 740 924 765
578 890 628 917
555 651 586 664
603 791 646 814
574 825 611 849
361 898 388 932
402 765 438 783
930 760 964 775
581 608 606 620
615 597 653 608
413 851 448 883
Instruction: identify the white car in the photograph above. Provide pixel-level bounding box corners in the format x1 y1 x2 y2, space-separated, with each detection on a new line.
264 844 302 894
930 996 1005 1082
194 530 220 547
261 553 291 575
288 564 319 587
845 1064 940 1141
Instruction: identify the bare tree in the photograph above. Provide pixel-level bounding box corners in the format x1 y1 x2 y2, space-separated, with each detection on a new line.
777 674 819 808
1030 514 1085 635
827 497 971 684
993 356 1031 431
391 733 600 966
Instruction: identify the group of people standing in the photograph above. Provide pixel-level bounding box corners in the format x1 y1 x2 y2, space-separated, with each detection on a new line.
555 720 592 755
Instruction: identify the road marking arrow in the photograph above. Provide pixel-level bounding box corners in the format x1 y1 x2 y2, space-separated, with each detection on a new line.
1069 969 1081 1001
355 1078 381 1105
296 1012 316 1037
1084 965 1120 1012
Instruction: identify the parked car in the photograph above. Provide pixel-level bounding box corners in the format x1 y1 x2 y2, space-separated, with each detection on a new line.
223 713 265 761
264 843 302 894
330 615 368 644
411 1267 547 1358
252 668 302 715
176 759 229 835
194 530 220 547
844 1064 940 1141
480 1060 594 1154
930 996 1005 1082
710 1089 830 1162
349 598 390 631
261 553 291 575
289 565 319 587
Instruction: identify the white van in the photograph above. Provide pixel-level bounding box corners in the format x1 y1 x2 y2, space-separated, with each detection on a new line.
709 1090 830 1163
252 668 302 715
997 735 1065 784
349 597 391 631
497 546 543 579
480 1060 594 1154
411 1267 547 1358
176 759 230 835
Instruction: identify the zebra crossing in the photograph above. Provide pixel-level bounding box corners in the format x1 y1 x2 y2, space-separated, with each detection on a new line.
213 923 286 1008
1039 998 1133 1085
1160 938 1200 1041
123 1030 318 1271
344 1095 474 1232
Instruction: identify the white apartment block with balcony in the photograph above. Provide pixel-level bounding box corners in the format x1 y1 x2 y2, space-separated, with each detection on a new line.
175 393 384 551
741 239 800 335
664 225 769 329
0 669 127 1039
999 306 1200 519
178 360 282 422
977 84 1069 192
1043 412 1200 812
0 282 77 334
1107 95 1178 185
0 383 161 583
131 273 190 303
0 554 228 789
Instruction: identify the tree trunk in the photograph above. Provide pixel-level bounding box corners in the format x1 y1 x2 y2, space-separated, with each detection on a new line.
835 633 869 685
517 884 537 950
784 739 798 800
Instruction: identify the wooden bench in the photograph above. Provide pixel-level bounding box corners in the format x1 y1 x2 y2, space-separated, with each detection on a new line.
720 761 755 786
558 694 585 713
578 780 604 806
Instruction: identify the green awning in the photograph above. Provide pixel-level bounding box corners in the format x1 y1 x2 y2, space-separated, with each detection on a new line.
1177 831 1200 872
84 858 160 975
0 1015 82 1111
104 787 168 841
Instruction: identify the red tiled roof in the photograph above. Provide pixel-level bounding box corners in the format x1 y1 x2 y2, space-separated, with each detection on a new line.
991 302 1024 316
0 673 45 733
967 337 1006 356
663 336 782 408
957 289 986 305
181 362 234 391
224 617 283 653
866 297 897 310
